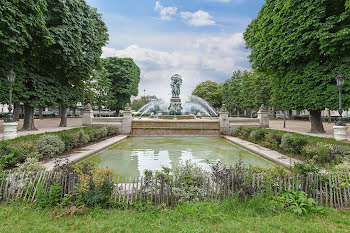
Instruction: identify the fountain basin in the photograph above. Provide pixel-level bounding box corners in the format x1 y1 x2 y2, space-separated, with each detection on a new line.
132 119 220 136
153 115 200 120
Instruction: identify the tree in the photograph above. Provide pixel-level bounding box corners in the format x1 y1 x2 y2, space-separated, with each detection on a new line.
192 81 223 109
222 71 243 114
43 0 108 127
0 0 52 130
93 68 114 115
102 57 141 116
244 0 350 133
131 97 151 112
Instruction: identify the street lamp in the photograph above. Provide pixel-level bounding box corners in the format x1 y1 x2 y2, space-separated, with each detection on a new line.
335 73 345 126
4 69 16 123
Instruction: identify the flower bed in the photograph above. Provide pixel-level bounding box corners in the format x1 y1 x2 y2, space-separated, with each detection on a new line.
0 126 118 170
232 126 350 170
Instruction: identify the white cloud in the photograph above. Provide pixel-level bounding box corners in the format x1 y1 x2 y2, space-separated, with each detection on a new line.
154 1 177 21
180 10 216 27
102 33 249 100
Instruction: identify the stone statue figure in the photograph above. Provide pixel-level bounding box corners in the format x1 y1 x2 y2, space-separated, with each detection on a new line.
171 74 182 98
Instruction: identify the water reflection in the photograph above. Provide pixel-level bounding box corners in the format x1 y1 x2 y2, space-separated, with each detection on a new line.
83 137 274 177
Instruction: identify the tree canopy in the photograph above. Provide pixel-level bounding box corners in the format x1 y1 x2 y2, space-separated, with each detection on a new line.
244 0 350 132
192 80 223 109
102 57 141 115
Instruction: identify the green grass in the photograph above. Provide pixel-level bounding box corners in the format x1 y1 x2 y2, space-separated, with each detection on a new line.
265 129 350 146
1 198 349 233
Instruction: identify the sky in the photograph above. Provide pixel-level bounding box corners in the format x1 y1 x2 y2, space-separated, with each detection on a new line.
85 0 265 101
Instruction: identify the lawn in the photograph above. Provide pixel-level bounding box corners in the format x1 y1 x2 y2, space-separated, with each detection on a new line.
1 198 349 233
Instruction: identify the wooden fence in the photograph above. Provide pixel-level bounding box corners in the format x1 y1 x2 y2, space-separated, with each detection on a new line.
0 170 349 208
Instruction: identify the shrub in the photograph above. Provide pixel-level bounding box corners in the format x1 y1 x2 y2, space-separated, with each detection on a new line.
264 133 280 150
250 128 266 143
273 190 324 215
107 126 118 136
232 126 243 137
280 134 307 154
36 135 65 158
334 158 350 172
293 161 320 176
17 157 44 173
78 130 90 145
60 132 79 151
172 160 208 202
36 183 62 208
99 127 108 138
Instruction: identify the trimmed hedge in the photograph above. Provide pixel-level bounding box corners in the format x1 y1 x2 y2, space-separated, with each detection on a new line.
0 126 119 170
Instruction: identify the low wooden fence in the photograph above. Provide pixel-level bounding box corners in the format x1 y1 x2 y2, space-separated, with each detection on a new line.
0 170 349 208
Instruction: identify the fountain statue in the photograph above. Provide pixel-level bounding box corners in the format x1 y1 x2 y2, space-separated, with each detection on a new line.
168 74 183 115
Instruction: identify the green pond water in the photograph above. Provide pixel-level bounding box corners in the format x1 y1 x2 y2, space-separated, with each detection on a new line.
82 137 275 177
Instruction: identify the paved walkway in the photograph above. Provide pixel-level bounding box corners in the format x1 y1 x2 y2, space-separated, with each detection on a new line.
224 136 301 168
0 118 83 139
270 120 350 140
43 135 128 170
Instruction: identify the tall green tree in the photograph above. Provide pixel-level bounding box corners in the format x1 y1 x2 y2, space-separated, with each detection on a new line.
44 0 108 127
222 71 243 114
102 57 141 115
244 0 350 133
192 80 223 109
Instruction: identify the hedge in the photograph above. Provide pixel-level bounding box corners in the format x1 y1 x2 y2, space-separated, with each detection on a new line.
0 126 118 170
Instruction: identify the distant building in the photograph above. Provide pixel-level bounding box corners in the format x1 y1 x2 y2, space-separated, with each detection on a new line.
146 95 158 101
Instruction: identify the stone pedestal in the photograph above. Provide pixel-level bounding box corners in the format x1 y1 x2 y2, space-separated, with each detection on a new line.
333 125 348 141
258 110 269 128
219 111 230 135
121 104 132 134
168 98 183 115
82 104 94 126
3 122 18 140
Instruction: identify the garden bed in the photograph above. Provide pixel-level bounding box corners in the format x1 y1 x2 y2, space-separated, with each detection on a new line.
0 126 119 171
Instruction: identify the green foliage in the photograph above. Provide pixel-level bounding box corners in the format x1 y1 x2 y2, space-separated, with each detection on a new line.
222 71 273 112
131 97 151 112
249 128 266 143
102 57 141 113
17 158 44 173
192 80 223 108
36 183 62 208
172 160 208 202
274 190 324 215
85 180 114 208
35 135 65 158
244 0 350 114
280 134 307 154
293 161 320 176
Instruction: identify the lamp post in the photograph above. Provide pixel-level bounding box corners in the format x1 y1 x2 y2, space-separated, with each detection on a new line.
335 73 345 126
4 69 16 123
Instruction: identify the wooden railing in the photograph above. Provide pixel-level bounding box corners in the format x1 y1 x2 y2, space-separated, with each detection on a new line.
1 170 349 208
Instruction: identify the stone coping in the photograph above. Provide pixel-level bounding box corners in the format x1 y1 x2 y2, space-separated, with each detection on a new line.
223 136 301 168
132 119 219 123
43 135 128 171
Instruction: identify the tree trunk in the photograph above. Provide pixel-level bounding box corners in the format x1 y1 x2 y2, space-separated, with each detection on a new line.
39 106 43 120
309 110 326 133
288 110 293 120
115 109 120 117
328 109 331 124
21 103 37 131
73 108 76 117
14 103 19 121
272 106 276 117
59 105 68 127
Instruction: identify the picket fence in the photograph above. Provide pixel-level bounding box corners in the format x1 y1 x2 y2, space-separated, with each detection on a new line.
0 170 349 208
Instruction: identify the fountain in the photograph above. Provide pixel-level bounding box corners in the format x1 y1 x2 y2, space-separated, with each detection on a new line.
133 74 218 119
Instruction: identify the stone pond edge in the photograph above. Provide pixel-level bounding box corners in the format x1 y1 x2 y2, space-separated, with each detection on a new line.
223 136 302 168
43 135 129 171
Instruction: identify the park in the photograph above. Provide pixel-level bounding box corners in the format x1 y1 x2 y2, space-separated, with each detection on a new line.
0 0 350 232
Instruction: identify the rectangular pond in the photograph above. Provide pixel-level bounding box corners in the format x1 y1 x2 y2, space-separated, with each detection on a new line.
81 137 275 177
